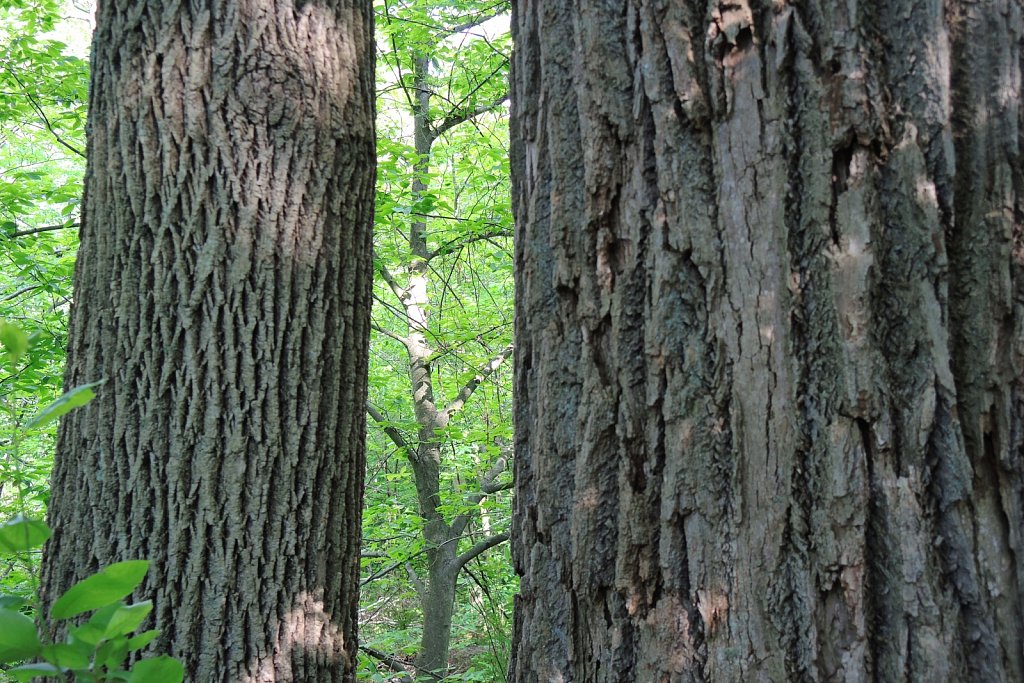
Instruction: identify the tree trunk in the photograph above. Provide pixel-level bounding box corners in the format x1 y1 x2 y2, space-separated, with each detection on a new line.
367 29 513 676
510 1 1024 681
418 544 458 676
41 2 376 681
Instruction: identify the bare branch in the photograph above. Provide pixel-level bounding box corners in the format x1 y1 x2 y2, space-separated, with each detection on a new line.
454 531 510 572
482 479 513 494
373 249 406 301
432 91 509 139
361 546 428 587
480 450 513 494
358 644 446 681
372 293 416 328
360 559 404 586
8 222 79 238
7 70 85 158
439 5 510 39
426 227 512 261
370 322 409 347
439 343 513 425
366 402 410 452
405 562 426 596
1 285 42 303
356 646 417 682
450 446 513 539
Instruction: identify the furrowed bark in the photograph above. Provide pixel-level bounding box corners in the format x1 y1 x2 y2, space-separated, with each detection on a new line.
42 2 376 680
510 1 1024 680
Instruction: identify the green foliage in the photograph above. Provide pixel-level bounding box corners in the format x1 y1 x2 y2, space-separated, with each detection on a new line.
0 323 180 683
0 0 86 556
362 0 516 677
0 524 182 683
0 517 50 555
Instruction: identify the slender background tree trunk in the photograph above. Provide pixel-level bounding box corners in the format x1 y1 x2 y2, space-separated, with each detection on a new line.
510 0 1024 680
41 1 376 680
366 14 513 674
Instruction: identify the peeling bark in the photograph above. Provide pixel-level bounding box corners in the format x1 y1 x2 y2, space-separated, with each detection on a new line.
510 0 1024 680
40 1 376 680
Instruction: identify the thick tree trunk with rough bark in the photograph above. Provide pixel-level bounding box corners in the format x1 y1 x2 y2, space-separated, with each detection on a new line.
40 1 375 680
510 1 1024 681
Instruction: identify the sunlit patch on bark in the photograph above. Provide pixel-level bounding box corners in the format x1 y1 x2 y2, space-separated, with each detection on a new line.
245 591 349 682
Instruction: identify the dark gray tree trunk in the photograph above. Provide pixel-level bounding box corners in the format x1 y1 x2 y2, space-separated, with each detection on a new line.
40 1 376 680
510 0 1024 681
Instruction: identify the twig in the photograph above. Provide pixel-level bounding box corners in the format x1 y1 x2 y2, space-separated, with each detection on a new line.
357 645 416 682
8 222 78 238
1 285 42 303
432 92 509 139
371 322 410 347
426 227 511 261
366 402 411 452
7 70 85 158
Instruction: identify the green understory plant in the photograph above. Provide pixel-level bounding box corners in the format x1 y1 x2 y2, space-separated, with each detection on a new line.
0 322 182 683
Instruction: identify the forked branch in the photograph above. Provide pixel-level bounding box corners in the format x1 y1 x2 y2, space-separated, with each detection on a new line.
432 91 509 139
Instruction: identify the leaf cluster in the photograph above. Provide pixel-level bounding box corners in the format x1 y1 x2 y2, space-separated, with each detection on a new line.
0 324 181 683
0 518 182 683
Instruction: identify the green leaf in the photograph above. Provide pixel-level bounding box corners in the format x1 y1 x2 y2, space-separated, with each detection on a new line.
102 601 153 638
6 662 62 682
25 379 105 432
128 655 184 683
40 642 90 669
96 637 130 671
0 321 29 363
69 622 106 647
50 560 149 619
125 629 160 651
0 608 41 663
86 601 121 630
0 595 26 610
0 516 51 553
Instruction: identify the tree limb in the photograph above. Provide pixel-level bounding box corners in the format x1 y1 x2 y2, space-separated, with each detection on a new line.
7 222 79 238
432 91 509 139
450 447 512 538
439 343 513 425
357 646 417 682
405 562 426 596
426 227 511 261
366 402 410 452
360 559 405 586
7 70 85 158
454 531 510 572
439 5 510 40
1 285 42 303
373 249 407 301
480 450 513 494
371 322 410 347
